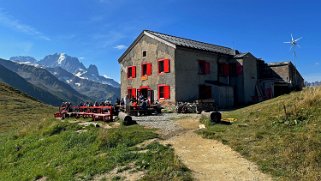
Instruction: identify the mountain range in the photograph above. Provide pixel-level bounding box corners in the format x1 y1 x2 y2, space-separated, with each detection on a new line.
0 64 63 106
0 53 120 105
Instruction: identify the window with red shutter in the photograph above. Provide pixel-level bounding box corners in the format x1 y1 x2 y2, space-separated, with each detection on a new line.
132 88 136 98
147 63 152 75
132 66 136 78
158 84 170 99
127 66 136 78
158 59 170 73
164 59 170 73
164 85 170 99
127 67 132 78
199 60 210 74
219 63 229 77
142 63 152 76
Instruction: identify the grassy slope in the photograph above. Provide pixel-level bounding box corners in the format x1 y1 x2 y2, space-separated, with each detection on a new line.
0 83 191 181
198 87 321 180
0 82 57 134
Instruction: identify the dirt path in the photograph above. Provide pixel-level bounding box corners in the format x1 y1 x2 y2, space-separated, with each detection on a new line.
161 118 272 181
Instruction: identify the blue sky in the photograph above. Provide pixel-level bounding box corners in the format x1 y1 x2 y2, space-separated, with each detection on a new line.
0 0 320 82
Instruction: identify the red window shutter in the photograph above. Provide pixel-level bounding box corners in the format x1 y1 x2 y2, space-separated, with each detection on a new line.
147 63 152 75
164 59 170 73
206 62 210 74
164 86 170 99
132 88 136 98
132 66 136 78
223 64 229 76
236 64 243 75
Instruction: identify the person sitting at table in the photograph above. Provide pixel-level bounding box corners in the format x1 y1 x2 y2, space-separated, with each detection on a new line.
131 99 138 109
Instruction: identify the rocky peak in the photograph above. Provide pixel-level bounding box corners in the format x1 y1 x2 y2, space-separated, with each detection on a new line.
10 56 37 63
87 64 99 75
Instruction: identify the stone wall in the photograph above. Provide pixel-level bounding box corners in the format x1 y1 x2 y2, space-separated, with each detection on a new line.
119 34 176 103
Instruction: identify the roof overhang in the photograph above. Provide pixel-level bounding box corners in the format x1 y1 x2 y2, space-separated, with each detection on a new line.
118 30 176 63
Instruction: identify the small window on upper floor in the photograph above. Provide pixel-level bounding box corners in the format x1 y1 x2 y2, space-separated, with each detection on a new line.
143 51 147 57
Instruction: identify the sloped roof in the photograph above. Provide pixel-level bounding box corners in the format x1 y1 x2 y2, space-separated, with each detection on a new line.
118 30 237 62
145 30 236 56
268 61 291 67
234 52 248 58
233 52 257 59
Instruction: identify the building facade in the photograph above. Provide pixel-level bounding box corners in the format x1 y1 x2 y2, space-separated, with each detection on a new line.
118 30 304 108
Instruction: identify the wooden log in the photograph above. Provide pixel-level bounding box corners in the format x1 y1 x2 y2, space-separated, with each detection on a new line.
118 112 133 125
201 111 221 123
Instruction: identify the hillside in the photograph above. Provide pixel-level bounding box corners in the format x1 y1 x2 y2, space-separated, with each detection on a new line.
0 83 190 180
0 65 62 106
198 87 321 180
0 58 90 104
0 82 57 134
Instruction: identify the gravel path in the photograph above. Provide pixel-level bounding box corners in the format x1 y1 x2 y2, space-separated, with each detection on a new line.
133 113 272 180
132 113 200 138
162 118 272 181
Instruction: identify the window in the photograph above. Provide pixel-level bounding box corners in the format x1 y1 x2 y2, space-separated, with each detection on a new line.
229 63 237 76
127 88 136 98
127 66 136 78
141 63 152 76
229 63 243 76
158 59 170 73
198 60 210 74
199 85 212 99
158 84 170 99
143 51 147 57
218 63 229 76
236 63 243 75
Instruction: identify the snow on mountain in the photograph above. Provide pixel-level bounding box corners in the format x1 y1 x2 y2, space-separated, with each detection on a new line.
46 66 120 102
38 53 87 74
10 56 37 63
57 53 66 65
11 53 120 88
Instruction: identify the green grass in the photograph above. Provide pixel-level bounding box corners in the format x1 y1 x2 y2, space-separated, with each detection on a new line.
197 87 321 180
0 83 57 135
0 83 192 181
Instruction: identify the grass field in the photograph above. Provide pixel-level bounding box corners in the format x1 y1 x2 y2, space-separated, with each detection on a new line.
0 83 191 180
198 86 321 180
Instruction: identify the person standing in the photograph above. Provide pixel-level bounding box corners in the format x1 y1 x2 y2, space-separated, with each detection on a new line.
124 95 130 113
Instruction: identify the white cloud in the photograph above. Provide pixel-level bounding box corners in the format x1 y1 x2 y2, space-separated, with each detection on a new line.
0 10 50 41
114 44 127 50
